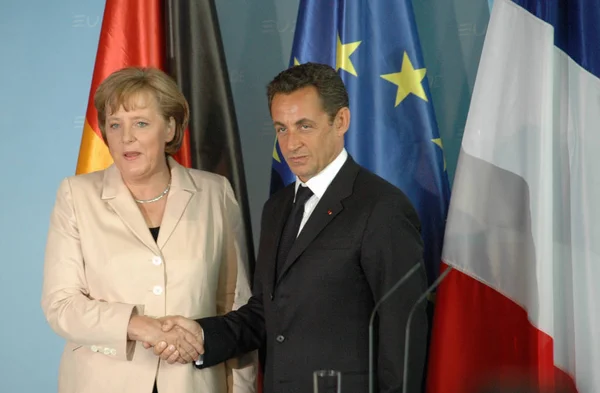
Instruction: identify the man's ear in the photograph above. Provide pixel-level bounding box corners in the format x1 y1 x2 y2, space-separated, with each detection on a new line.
335 107 351 136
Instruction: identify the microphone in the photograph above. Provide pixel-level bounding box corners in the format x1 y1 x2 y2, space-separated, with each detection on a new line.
368 261 422 393
402 266 453 393
368 262 453 393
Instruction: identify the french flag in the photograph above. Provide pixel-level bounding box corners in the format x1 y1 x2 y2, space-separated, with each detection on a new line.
426 0 600 392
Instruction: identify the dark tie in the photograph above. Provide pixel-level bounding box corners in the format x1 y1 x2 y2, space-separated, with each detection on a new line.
276 185 314 275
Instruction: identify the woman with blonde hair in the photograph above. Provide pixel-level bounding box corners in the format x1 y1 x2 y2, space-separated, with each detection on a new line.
41 66 256 393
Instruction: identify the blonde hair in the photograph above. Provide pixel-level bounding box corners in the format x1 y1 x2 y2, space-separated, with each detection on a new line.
94 67 189 155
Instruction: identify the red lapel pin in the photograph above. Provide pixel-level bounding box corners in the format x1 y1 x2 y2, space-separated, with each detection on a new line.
327 210 333 215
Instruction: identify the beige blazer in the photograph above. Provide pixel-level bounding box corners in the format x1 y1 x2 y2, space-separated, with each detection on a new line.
41 157 256 393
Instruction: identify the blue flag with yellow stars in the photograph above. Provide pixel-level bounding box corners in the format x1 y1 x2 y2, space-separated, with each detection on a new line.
270 0 451 283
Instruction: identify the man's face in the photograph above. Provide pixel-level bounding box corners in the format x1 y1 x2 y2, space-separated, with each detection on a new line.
271 86 349 182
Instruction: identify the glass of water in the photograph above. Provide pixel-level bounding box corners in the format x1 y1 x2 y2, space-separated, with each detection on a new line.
313 370 341 393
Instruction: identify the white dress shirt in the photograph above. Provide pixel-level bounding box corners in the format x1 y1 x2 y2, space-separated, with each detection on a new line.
294 148 348 236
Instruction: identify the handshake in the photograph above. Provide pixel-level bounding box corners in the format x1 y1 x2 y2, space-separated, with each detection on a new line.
128 314 205 364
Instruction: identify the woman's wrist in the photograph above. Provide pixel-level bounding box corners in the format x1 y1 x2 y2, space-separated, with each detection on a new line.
128 314 162 343
127 314 143 341
128 314 155 341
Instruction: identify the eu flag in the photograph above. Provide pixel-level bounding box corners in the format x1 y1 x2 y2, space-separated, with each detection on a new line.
270 0 451 284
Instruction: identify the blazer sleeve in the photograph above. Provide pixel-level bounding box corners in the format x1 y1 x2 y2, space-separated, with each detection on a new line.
216 178 257 393
195 197 268 369
360 194 428 393
41 178 140 361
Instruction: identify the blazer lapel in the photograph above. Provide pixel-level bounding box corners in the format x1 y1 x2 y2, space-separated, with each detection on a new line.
102 164 159 255
156 157 197 249
276 157 360 284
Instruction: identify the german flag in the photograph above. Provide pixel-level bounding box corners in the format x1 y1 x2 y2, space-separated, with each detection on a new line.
75 0 191 174
164 0 255 273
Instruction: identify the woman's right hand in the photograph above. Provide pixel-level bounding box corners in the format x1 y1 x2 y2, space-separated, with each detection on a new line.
127 315 203 363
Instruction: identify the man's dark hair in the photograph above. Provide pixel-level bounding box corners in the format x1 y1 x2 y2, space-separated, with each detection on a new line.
267 62 349 122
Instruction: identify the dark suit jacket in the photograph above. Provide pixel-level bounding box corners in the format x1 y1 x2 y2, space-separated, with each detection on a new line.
197 156 428 393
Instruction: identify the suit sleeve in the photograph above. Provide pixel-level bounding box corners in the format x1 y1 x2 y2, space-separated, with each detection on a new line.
41 178 140 361
195 188 267 369
216 178 257 393
360 194 428 393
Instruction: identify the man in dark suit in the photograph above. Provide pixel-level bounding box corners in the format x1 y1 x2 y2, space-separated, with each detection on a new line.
152 63 428 393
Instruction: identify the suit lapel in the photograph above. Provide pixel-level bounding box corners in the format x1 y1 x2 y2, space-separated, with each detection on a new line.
102 164 159 254
157 157 197 249
268 186 295 291
276 157 360 285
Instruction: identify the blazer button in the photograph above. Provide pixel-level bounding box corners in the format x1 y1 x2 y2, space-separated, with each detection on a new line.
270 293 274 301
276 335 285 343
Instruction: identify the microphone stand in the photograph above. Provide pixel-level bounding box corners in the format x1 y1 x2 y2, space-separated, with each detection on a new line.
369 262 422 393
403 266 453 393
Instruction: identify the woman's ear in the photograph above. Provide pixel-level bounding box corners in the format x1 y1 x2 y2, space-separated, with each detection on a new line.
166 117 176 142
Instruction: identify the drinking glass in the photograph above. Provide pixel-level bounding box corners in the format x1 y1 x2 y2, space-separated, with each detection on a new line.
313 369 341 393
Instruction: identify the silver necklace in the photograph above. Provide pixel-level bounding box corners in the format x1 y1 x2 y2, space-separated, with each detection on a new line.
134 181 171 204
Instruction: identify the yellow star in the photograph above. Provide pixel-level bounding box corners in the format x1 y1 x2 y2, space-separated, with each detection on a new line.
293 57 300 66
431 138 447 171
272 138 281 163
381 52 428 106
336 34 361 76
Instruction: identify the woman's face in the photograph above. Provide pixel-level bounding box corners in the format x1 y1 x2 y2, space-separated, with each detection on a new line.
104 91 175 183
